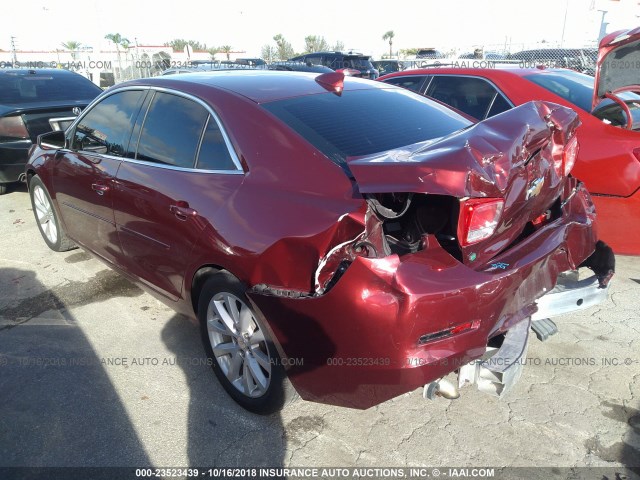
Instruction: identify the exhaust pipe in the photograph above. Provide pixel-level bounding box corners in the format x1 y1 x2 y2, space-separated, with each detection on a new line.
18 173 26 183
423 378 460 400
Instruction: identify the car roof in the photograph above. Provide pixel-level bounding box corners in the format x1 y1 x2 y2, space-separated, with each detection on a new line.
123 70 388 103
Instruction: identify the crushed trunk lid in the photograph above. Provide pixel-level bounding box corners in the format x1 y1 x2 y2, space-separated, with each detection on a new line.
346 101 581 267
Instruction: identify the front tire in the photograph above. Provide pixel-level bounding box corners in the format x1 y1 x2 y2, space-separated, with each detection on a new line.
29 175 76 252
198 271 295 414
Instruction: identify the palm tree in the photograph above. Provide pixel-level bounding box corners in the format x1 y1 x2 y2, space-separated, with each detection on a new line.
220 45 232 61
207 47 219 61
105 33 131 82
382 30 395 58
61 41 82 61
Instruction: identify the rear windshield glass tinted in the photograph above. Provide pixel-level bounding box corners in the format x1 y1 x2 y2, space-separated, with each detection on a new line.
0 72 101 105
263 87 471 167
523 70 595 112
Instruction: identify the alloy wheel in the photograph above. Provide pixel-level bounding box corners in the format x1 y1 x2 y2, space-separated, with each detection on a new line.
206 293 272 398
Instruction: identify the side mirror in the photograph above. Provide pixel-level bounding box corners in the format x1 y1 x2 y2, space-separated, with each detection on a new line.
37 131 66 150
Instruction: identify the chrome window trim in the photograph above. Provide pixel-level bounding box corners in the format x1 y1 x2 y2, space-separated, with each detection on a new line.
69 85 245 175
485 92 500 119
120 157 245 175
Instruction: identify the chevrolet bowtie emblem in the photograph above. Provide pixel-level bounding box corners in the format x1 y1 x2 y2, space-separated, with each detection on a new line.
526 177 545 200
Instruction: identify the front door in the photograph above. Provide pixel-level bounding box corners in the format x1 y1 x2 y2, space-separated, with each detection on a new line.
53 89 147 264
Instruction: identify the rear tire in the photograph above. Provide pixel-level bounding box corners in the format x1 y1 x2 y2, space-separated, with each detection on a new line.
197 271 297 414
29 175 76 252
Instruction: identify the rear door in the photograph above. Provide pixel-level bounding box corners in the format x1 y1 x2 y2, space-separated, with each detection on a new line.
113 90 243 301
53 89 147 264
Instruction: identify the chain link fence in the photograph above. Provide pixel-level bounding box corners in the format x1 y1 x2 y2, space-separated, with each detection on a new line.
1 40 601 88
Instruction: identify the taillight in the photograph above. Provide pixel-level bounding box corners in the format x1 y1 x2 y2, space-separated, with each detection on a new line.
562 135 579 176
633 148 640 163
418 319 480 345
0 116 29 140
457 198 504 246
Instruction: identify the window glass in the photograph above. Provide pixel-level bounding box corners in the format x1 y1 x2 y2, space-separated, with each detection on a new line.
523 70 595 112
382 75 428 93
263 88 471 168
306 56 324 66
426 76 499 120
73 90 144 156
196 116 236 170
487 94 511 118
0 71 101 105
136 92 208 168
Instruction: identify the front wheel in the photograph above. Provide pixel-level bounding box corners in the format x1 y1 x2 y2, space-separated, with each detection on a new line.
29 175 76 252
198 271 296 414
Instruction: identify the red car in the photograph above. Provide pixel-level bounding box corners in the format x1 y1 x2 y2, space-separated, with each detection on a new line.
380 27 640 255
26 71 612 413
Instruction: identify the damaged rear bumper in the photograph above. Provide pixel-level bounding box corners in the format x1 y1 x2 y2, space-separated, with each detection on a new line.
531 272 610 321
247 180 605 409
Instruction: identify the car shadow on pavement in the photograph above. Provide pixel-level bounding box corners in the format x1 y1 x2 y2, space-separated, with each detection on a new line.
0 267 153 468
161 314 286 467
587 401 640 475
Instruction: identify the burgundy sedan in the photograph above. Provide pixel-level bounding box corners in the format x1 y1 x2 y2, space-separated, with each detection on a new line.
26 71 612 413
379 28 640 255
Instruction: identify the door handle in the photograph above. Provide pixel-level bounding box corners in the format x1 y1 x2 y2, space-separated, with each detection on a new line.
169 202 197 221
91 183 109 195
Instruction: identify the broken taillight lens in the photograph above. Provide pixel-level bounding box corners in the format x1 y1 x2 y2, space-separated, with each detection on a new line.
457 198 504 246
562 135 579 176
0 116 29 140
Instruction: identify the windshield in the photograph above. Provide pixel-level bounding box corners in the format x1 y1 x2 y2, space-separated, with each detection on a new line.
0 71 101 105
263 87 471 168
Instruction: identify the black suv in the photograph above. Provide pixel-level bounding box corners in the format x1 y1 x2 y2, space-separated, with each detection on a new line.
289 51 379 79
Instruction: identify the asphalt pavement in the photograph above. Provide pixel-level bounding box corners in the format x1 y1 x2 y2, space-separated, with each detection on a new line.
0 184 638 478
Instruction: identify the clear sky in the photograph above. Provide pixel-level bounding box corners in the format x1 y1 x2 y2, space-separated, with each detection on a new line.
3 0 639 56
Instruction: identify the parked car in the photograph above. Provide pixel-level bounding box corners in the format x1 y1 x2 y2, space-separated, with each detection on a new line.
371 60 410 76
379 27 640 255
0 68 102 194
289 51 379 79
415 48 446 59
267 61 334 73
161 62 257 75
27 70 612 413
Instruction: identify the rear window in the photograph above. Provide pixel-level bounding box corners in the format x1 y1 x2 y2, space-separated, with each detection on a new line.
263 87 471 167
523 70 594 112
344 56 374 70
0 71 102 105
